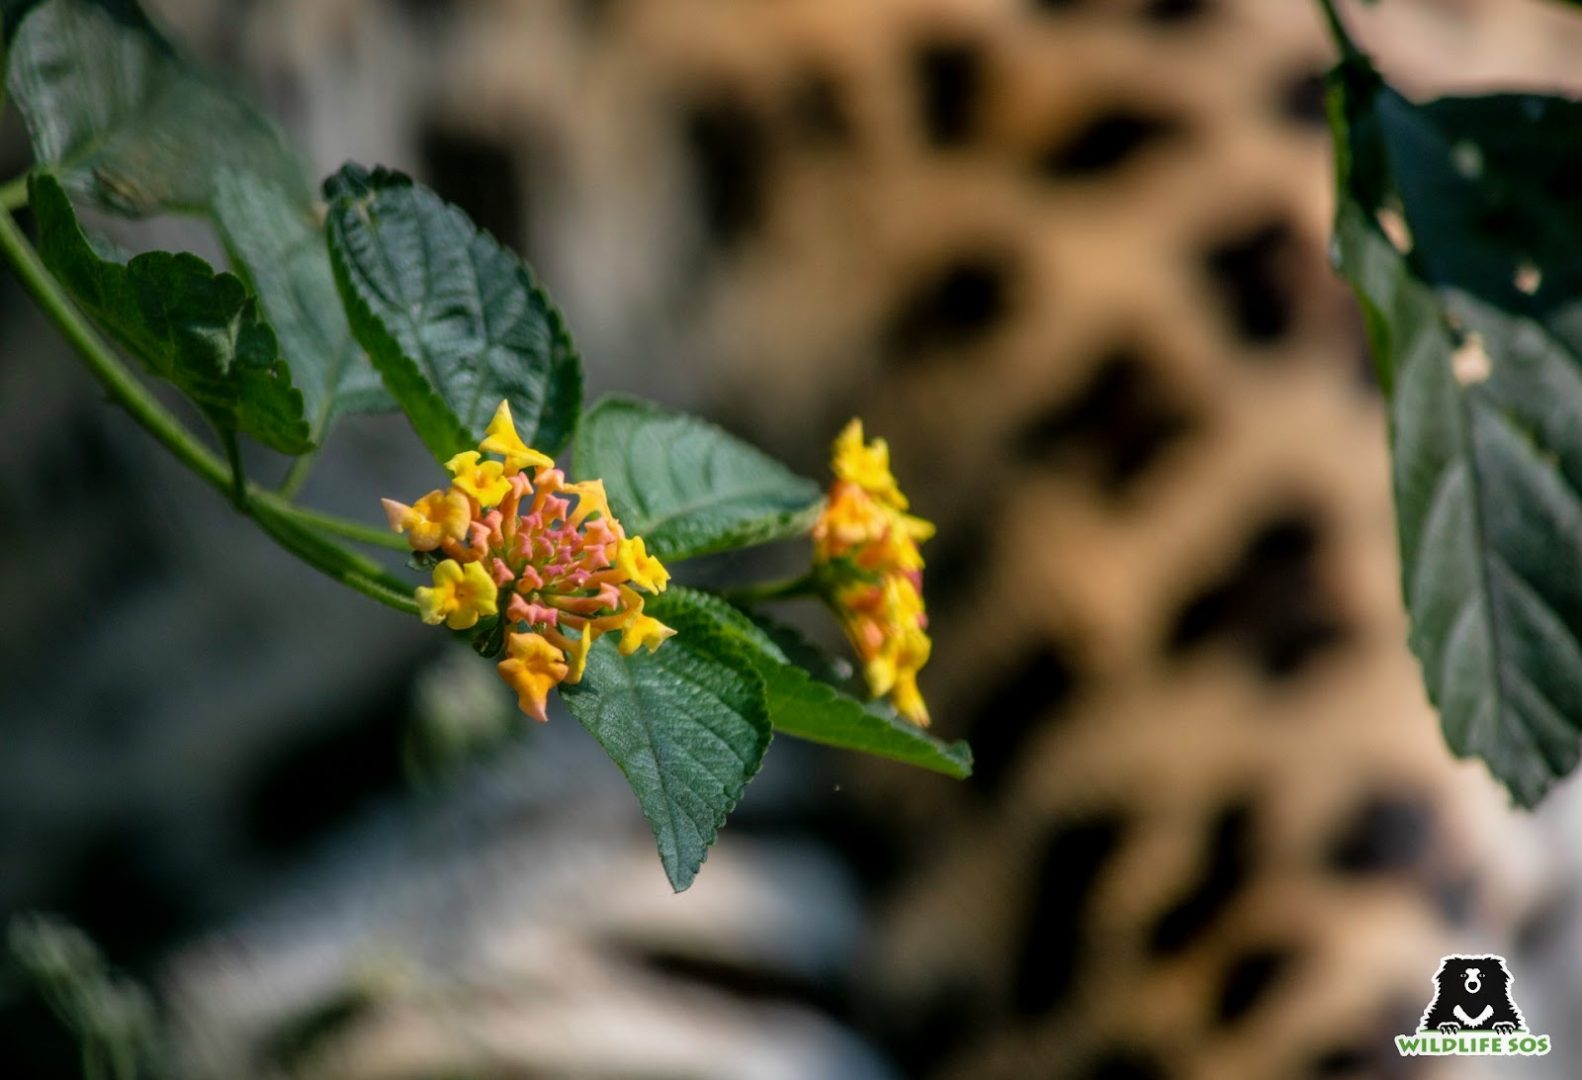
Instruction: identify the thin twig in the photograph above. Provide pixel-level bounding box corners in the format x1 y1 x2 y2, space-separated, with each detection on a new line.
0 196 231 493
718 573 819 606
222 429 250 511
277 447 318 498
1315 0 1364 64
0 176 27 213
0 199 418 612
262 498 408 551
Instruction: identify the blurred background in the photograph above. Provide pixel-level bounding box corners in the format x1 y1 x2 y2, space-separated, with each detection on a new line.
7 0 1582 1077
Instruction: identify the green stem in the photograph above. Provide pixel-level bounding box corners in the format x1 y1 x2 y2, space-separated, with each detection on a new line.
80 1043 105 1080
277 448 318 499
719 572 820 606
262 498 408 551
108 1040 134 1080
0 176 27 213
248 496 408 589
252 503 419 614
0 201 418 612
0 200 231 494
221 428 249 511
1315 0 1364 64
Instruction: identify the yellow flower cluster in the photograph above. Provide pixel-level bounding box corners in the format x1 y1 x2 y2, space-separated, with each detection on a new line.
383 401 674 721
812 420 935 726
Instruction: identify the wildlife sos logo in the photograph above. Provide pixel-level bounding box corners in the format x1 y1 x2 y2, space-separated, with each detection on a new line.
1395 954 1550 1057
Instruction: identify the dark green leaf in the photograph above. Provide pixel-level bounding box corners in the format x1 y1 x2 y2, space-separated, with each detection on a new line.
31 171 310 452
4 0 307 216
4 2 385 446
324 164 582 463
574 396 823 560
760 661 972 779
652 588 972 779
1328 60 1582 805
561 614 771 891
213 170 391 441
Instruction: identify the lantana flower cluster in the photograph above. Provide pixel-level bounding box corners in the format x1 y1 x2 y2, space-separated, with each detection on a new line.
382 401 674 721
813 420 935 726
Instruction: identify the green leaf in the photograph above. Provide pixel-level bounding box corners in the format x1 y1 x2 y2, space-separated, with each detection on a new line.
30 171 310 453
1328 59 1582 805
560 613 771 891
212 170 392 441
9 913 166 1075
4 0 308 216
574 396 824 561
4 1 386 447
760 658 972 779
652 588 973 779
324 164 582 463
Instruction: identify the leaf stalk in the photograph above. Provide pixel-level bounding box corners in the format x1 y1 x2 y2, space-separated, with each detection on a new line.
0 177 27 212
266 499 408 551
1315 0 1364 64
719 573 820 605
0 201 418 613
277 447 318 499
221 428 249 511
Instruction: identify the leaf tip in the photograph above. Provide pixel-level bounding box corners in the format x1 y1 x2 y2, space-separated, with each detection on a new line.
664 860 701 893
944 741 974 780
321 161 413 204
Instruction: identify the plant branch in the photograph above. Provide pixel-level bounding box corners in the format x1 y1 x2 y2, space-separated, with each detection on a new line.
718 573 819 606
262 498 408 551
0 201 418 612
1315 0 1364 64
221 428 249 511
261 506 407 586
0 199 232 493
277 447 318 499
251 501 418 614
0 176 27 213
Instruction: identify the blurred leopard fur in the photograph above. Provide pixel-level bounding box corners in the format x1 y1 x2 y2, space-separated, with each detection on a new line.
156 0 1582 1077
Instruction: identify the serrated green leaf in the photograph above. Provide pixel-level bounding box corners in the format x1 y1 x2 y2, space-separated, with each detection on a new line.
212 170 392 441
4 0 307 216
1328 60 1582 805
574 397 823 561
31 171 310 453
652 588 972 779
4 1 384 448
561 616 771 891
324 163 582 463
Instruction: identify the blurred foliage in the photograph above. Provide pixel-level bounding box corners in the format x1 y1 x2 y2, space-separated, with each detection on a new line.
1325 0 1582 805
8 915 165 1080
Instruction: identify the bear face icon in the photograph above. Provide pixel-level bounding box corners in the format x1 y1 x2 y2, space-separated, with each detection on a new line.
1420 955 1525 1036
